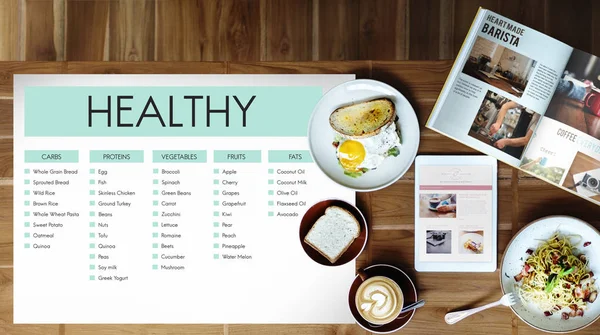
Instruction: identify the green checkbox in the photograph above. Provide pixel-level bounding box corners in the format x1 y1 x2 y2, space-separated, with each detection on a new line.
268 211 274 217
90 211 95 217
152 232 158 238
89 264 95 270
89 168 95 174
268 190 274 195
24 190 30 195
153 211 158 216
89 243 95 249
89 179 95 185
153 200 159 206
24 201 30 206
89 275 95 281
213 179 219 185
268 200 274 206
152 243 158 248
213 232 219 238
213 254 219 259
153 190 159 195
24 232 30 238
89 200 95 206
89 222 95 227
213 211 219 217
213 243 219 248
24 243 30 248
213 222 219 227
89 190 95 195
24 212 30 217
268 179 274 185
152 264 158 270
268 168 274 174
24 169 30 174
153 179 159 184
24 180 30 185
213 190 219 195
89 254 95 259
213 200 219 206
213 168 219 174
153 168 159 174
153 222 158 227
24 222 30 227
152 254 158 259
89 232 95 238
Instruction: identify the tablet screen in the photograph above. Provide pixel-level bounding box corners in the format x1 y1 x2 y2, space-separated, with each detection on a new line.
417 164 494 263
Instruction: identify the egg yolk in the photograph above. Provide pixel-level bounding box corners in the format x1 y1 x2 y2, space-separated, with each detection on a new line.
338 140 366 171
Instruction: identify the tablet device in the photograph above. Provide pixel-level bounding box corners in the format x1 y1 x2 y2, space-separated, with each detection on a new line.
414 155 497 272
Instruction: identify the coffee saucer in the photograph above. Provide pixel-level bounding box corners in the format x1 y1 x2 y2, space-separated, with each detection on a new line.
348 264 417 334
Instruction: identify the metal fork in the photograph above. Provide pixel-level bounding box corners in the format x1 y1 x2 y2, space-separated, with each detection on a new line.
444 293 517 324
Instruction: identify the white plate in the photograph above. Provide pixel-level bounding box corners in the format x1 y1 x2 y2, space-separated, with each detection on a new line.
307 79 420 192
500 216 600 333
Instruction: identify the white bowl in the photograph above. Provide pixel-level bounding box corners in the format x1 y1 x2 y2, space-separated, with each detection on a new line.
307 79 420 192
500 216 600 333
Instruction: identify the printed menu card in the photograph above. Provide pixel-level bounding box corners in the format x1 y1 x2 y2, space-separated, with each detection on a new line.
13 74 355 323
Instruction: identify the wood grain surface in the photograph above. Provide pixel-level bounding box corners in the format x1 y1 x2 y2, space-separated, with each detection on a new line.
2 60 599 334
2 0 600 62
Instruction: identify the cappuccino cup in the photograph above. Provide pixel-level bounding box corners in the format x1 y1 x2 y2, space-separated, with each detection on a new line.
429 197 441 208
354 271 404 325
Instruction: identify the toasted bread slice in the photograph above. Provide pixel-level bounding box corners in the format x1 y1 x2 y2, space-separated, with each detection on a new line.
330 98 396 138
304 206 361 263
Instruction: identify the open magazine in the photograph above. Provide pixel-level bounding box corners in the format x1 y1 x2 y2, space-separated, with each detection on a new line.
427 8 600 207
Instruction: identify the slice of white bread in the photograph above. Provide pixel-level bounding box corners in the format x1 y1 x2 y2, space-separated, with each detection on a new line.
329 98 396 138
304 206 361 263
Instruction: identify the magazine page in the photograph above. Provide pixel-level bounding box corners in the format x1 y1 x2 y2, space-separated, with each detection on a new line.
518 49 600 205
427 9 573 167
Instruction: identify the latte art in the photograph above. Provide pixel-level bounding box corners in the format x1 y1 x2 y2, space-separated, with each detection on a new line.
355 276 403 325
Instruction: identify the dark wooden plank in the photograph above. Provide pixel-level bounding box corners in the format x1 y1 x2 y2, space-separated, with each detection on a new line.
0 99 13 138
109 0 155 61
517 178 600 230
316 0 359 60
228 60 371 78
220 0 261 61
263 0 313 61
25 0 65 61
0 185 12 266
66 61 226 74
453 0 498 58
495 0 546 34
0 268 59 334
155 0 221 61
0 140 12 179
439 0 455 60
408 0 441 60
545 0 593 52
66 0 110 61
0 62 65 97
358 0 408 60
592 1 600 56
0 0 19 60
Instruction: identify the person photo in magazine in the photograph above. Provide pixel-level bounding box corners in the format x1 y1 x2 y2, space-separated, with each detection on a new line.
468 91 540 159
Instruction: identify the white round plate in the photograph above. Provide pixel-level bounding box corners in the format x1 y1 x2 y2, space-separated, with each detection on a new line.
500 216 600 333
307 79 420 192
460 232 483 254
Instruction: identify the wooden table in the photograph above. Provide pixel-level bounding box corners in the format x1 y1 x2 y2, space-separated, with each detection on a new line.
563 151 600 202
1 61 599 335
546 96 600 140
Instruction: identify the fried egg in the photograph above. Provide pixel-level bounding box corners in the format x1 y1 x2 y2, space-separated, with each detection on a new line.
336 123 401 174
